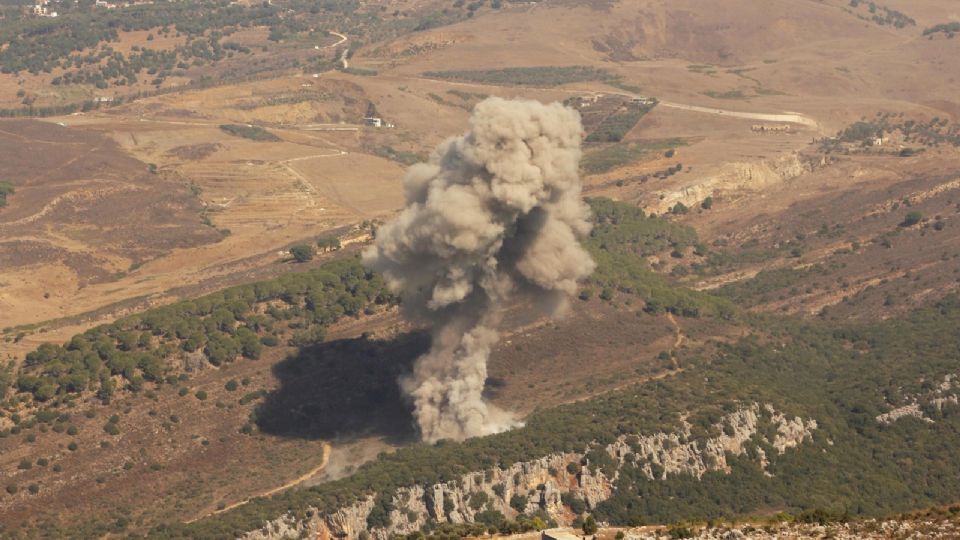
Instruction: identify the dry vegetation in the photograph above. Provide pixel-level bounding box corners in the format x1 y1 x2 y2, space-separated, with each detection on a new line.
2 0 960 536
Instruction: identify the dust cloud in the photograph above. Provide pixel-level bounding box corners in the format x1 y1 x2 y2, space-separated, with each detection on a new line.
363 97 595 442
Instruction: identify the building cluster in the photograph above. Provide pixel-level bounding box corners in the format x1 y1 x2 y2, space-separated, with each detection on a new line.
630 96 658 106
363 116 395 128
570 93 658 111
28 0 155 15
94 0 154 8
31 0 57 17
751 124 792 134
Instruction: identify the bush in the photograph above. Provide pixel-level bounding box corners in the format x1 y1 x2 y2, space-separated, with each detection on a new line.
239 389 267 405
6 484 17 495
667 524 694 539
316 236 341 251
582 515 598 534
195 390 208 401
901 211 923 227
469 491 490 511
290 244 315 263
562 492 587 515
0 180 14 207
225 380 238 391
103 422 120 436
219 124 280 142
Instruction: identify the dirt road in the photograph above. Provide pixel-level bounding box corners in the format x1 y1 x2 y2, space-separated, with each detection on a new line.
658 100 819 128
402 74 820 128
189 442 331 522
666 312 684 349
325 31 347 49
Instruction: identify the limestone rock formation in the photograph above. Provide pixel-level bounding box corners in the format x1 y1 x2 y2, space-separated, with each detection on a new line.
241 403 817 540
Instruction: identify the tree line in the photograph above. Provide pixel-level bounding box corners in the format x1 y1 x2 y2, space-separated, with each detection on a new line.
5 257 395 409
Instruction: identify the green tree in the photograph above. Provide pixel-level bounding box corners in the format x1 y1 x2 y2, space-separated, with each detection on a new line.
582 515 598 535
290 244 315 263
0 180 14 207
316 235 341 251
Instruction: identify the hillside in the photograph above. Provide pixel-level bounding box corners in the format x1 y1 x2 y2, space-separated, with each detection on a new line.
0 199 733 535
4 199 960 537
132 291 960 538
2 0 960 538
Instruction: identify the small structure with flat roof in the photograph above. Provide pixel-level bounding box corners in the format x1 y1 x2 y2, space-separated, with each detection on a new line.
542 529 585 540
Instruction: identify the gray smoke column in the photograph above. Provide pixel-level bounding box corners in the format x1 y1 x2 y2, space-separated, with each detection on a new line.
363 97 595 442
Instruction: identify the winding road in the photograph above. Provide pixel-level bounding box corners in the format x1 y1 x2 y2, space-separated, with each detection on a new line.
325 31 347 49
188 442 331 522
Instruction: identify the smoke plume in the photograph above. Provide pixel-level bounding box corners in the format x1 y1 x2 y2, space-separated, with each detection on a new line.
363 98 595 442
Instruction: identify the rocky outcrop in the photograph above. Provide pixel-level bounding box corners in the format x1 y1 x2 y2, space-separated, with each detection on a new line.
647 153 817 215
876 403 927 424
766 404 818 453
876 373 960 424
241 403 817 540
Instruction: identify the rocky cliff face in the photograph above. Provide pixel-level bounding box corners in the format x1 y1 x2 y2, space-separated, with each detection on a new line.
647 153 818 215
241 403 817 540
